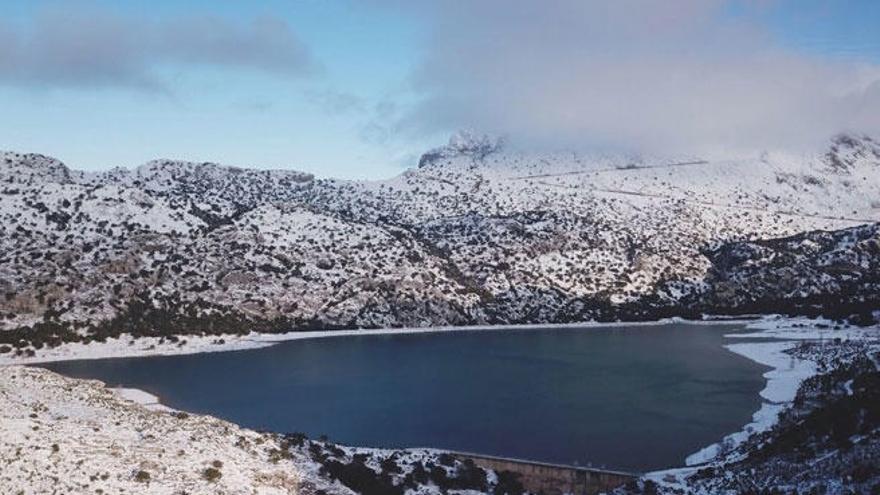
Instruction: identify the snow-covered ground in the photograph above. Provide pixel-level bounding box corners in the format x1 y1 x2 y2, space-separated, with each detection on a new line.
685 340 816 466
1 316 877 494
0 365 347 494
647 318 880 493
2 133 878 353
682 317 880 468
2 132 879 493
113 387 174 412
0 364 524 495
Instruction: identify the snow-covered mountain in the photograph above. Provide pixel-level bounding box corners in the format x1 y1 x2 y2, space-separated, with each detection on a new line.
1 133 879 354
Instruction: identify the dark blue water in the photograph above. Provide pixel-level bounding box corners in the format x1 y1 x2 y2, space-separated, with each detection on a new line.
42 324 767 472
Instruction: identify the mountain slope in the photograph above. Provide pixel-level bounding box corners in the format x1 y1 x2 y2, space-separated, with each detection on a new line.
1 134 879 354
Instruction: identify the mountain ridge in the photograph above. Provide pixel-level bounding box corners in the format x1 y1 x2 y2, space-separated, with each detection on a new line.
1 134 878 355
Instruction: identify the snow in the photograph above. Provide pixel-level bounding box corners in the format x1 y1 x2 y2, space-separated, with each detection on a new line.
113 387 173 412
0 365 337 494
685 339 816 466
3 135 879 493
2 315 876 493
651 322 880 493
683 314 880 468
842 379 854 396
3 134 878 345
730 315 880 341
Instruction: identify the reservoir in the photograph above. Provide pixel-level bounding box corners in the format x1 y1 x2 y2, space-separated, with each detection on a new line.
42 323 767 472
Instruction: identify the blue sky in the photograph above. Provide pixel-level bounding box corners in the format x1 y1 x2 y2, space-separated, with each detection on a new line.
0 0 878 178
748 0 880 61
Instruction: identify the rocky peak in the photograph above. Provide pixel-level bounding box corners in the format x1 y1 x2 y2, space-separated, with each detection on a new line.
825 133 880 172
418 131 504 168
0 151 72 186
83 158 315 209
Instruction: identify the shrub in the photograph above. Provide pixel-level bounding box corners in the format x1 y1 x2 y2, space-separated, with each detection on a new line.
134 470 151 483
403 463 429 487
380 455 402 474
202 467 222 482
319 458 402 495
493 470 524 495
282 432 307 447
453 459 488 492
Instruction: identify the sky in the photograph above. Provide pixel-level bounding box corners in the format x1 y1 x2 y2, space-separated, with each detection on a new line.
0 0 878 179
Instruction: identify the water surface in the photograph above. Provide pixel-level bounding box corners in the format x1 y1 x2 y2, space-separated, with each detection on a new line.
43 324 767 472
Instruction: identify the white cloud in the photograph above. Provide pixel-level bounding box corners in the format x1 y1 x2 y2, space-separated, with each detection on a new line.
0 8 316 90
389 0 880 153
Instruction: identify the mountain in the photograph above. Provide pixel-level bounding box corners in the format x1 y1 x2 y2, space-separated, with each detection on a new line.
1 134 879 354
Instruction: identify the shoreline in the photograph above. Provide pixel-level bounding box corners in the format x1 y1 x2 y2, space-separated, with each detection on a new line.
682 338 817 466
100 315 832 472
97 316 821 469
660 317 879 482
7 314 872 484
647 321 879 491
1 316 750 366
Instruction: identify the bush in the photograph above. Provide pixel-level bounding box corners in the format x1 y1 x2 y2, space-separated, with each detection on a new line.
281 432 307 447
134 470 151 483
454 459 488 492
494 470 524 495
380 455 402 474
202 467 222 482
319 458 402 495
403 463 429 487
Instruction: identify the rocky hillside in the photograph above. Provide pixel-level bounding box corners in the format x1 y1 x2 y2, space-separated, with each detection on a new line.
0 365 312 494
619 339 880 495
2 133 879 354
688 223 880 321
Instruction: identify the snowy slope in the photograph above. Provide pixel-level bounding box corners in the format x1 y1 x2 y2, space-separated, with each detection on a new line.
0 365 323 494
0 365 530 495
1 133 879 355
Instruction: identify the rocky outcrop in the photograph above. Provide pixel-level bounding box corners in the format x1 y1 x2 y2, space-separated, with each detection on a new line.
418 130 504 167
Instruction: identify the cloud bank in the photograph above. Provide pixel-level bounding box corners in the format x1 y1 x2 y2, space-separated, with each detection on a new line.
391 0 880 153
0 9 315 90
